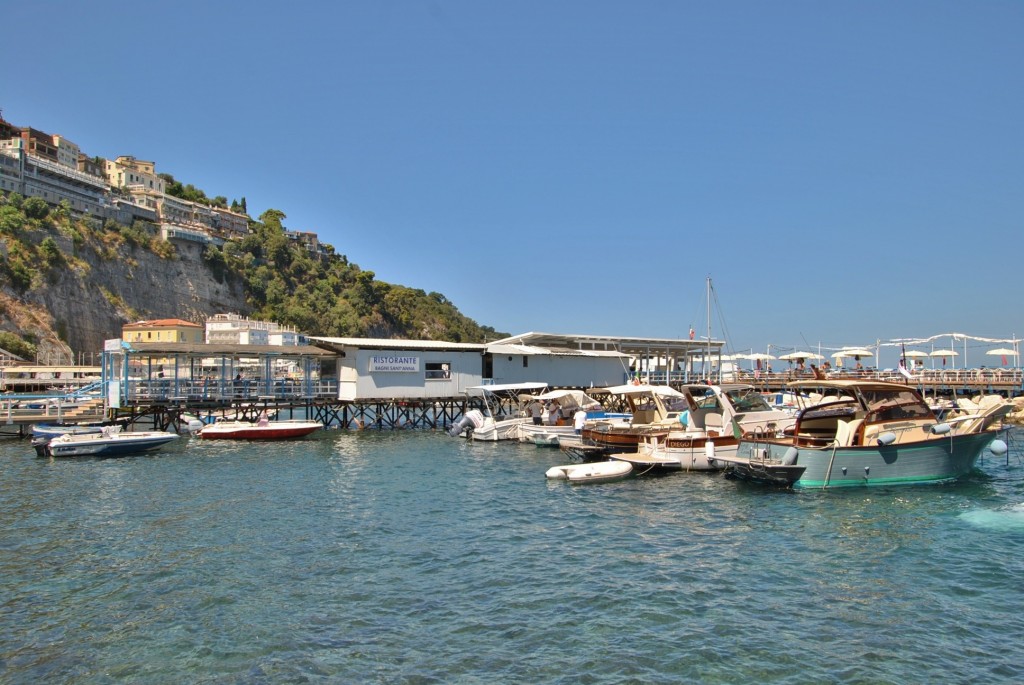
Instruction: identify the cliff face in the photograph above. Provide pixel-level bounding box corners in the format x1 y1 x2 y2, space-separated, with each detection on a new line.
9 231 248 358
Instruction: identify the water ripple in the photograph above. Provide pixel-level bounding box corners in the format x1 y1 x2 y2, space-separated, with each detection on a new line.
1 429 1023 682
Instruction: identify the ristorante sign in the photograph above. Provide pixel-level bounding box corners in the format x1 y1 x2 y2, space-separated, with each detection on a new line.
369 355 420 373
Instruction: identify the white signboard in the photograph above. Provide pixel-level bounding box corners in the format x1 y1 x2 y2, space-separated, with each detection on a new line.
104 338 123 352
369 355 420 373
107 380 121 409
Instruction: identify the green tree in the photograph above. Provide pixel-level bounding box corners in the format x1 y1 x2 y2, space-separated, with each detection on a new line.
40 237 63 266
23 197 50 220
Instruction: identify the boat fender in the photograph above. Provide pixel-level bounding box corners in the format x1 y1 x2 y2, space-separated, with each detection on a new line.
877 432 897 446
704 440 714 459
781 447 799 466
930 423 951 435
989 439 1008 456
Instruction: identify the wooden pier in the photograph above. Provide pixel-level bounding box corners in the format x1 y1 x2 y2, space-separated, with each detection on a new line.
2 366 1020 440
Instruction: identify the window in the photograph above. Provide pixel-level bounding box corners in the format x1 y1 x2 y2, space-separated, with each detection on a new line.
425 362 451 380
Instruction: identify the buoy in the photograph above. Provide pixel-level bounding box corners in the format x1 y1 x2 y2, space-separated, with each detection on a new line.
930 423 951 435
704 440 715 460
989 439 1008 456
781 446 799 465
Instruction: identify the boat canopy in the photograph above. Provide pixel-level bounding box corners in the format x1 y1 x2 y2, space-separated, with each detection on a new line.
597 383 687 398
465 382 548 396
534 389 602 409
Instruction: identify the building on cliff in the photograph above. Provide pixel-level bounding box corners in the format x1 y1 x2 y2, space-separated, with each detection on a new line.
0 114 251 243
205 314 302 347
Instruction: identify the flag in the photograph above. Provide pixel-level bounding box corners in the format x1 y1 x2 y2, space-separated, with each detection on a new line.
898 343 913 380
689 328 695 340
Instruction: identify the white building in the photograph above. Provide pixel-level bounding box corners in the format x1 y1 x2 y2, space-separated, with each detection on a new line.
206 314 300 347
310 336 635 401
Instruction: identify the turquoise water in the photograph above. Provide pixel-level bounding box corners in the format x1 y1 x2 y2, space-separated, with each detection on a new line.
2 429 1023 684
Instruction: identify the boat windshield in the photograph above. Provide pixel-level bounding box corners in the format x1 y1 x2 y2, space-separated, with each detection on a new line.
662 395 690 412
859 388 932 421
725 388 774 413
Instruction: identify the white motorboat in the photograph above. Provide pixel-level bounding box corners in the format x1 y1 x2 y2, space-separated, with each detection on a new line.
448 382 548 441
545 460 633 484
34 425 179 458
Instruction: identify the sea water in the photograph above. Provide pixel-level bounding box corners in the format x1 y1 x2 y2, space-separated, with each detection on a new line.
1 428 1022 684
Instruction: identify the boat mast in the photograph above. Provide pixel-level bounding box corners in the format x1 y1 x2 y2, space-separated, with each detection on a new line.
706 276 714 383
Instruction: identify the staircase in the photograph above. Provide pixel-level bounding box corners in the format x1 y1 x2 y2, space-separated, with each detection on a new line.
59 398 106 422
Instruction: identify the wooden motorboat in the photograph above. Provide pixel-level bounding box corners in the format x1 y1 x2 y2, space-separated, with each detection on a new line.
545 460 633 484
196 419 323 440
723 380 1010 488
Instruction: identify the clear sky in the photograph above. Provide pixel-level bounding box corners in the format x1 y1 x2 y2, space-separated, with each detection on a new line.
4 1 1022 367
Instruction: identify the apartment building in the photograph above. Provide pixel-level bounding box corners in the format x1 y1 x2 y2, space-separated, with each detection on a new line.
206 314 302 346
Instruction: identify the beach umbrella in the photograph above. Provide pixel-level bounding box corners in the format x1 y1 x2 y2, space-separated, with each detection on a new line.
986 348 1017 366
831 348 874 359
901 349 927 367
930 349 958 368
779 352 822 361
746 353 776 361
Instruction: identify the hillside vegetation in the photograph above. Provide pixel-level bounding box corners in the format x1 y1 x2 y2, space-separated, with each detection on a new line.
0 192 504 360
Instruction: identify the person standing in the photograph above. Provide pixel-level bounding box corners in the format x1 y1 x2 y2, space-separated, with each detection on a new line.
529 398 544 425
573 408 587 435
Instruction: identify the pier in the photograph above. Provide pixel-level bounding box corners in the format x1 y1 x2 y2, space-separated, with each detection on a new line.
2 367 1019 439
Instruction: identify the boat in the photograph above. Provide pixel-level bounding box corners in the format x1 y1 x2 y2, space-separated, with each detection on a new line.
545 460 633 484
717 380 1010 488
579 383 796 465
448 382 548 441
31 422 106 439
576 383 692 452
516 388 606 445
34 425 179 458
610 430 732 473
196 419 323 440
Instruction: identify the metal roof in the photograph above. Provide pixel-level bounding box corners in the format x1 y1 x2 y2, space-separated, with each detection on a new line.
309 337 486 353
122 342 334 357
489 332 725 357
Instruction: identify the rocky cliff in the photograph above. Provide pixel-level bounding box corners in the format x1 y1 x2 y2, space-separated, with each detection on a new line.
6 228 248 361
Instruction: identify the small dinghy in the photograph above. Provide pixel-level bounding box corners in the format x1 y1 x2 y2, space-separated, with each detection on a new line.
545 460 633 484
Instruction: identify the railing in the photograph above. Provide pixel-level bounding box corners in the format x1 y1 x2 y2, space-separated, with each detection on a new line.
124 378 338 402
629 368 1024 390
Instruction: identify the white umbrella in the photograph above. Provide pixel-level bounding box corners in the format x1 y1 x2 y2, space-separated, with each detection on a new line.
930 349 959 357
832 348 874 359
986 348 1017 366
746 353 776 361
779 352 823 361
901 350 928 358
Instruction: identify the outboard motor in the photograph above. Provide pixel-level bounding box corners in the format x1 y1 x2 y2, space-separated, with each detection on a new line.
31 436 51 458
448 409 485 437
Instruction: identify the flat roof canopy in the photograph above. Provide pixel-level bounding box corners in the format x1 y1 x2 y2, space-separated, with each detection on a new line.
489 332 725 358
118 342 334 357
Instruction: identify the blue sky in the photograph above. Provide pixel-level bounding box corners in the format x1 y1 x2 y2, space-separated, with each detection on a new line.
4 1 1022 367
